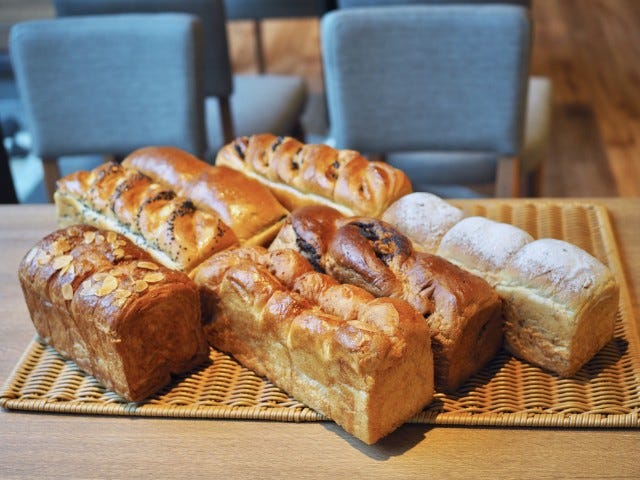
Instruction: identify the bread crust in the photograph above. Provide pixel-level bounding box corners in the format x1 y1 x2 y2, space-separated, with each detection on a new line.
270 205 504 392
215 134 412 218
18 225 209 402
190 246 434 444
122 146 289 246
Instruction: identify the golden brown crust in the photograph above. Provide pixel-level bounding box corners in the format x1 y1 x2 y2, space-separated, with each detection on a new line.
215 134 412 218
269 206 504 393
54 161 238 272
190 246 434 444
122 146 289 245
18 225 209 402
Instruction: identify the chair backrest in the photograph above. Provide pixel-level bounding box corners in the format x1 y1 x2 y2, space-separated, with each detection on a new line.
223 0 333 20
321 5 531 155
10 13 206 158
52 0 232 98
337 0 531 8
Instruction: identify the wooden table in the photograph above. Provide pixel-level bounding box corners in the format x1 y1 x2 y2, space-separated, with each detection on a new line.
1 200 639 479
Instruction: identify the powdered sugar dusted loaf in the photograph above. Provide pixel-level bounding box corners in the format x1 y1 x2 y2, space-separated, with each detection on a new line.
496 238 619 376
436 216 534 287
381 192 465 253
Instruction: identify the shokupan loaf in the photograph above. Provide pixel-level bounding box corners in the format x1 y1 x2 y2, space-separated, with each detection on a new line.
269 205 504 393
381 193 620 377
381 192 466 253
497 239 619 377
121 146 289 246
215 134 412 218
18 225 209 402
436 216 535 288
190 246 435 445
54 161 238 272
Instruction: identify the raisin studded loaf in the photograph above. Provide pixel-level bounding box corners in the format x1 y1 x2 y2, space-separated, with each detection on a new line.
270 205 504 393
190 246 435 444
215 134 412 218
18 225 209 402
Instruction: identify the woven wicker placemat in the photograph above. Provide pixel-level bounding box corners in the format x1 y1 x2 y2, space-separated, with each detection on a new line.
2 201 639 427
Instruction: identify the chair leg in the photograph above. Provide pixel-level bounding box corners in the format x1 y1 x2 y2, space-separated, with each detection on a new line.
219 96 236 146
524 163 544 197
42 157 61 203
253 19 266 73
495 156 520 198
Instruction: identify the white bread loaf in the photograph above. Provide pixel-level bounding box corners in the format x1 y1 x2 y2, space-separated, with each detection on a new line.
381 192 465 253
381 194 620 377
436 216 534 287
497 239 619 377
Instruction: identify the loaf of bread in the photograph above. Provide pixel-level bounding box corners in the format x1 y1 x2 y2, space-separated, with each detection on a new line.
54 161 238 272
381 194 620 377
381 192 465 253
122 146 289 246
18 225 209 402
497 239 619 377
270 205 504 393
190 246 434 444
436 216 535 287
215 134 412 218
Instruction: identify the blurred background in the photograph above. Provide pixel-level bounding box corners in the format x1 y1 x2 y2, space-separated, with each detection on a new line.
0 0 638 202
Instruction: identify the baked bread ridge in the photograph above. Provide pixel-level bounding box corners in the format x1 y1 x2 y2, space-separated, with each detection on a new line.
269 205 504 393
215 133 413 218
54 161 238 272
18 225 209 402
190 246 435 445
381 192 466 253
497 238 620 376
121 146 289 246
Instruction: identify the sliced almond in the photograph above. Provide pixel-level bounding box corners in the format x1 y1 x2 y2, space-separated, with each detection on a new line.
95 234 105 245
137 261 159 271
61 283 74 301
113 248 125 259
134 280 148 292
107 231 117 244
83 231 96 244
53 238 72 255
97 274 118 296
52 255 73 270
37 253 52 265
143 272 165 283
114 289 132 300
93 272 108 282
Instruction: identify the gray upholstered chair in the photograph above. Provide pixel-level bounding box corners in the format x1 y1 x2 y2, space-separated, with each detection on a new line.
10 13 205 202
224 0 334 72
53 0 308 154
338 0 530 7
322 4 551 197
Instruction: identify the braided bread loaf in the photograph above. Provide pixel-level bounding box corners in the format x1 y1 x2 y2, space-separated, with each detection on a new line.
270 205 504 393
122 146 289 246
215 134 412 218
190 246 434 444
55 161 238 272
18 225 208 402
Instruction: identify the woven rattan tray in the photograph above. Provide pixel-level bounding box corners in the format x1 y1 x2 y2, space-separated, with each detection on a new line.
2 201 639 427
